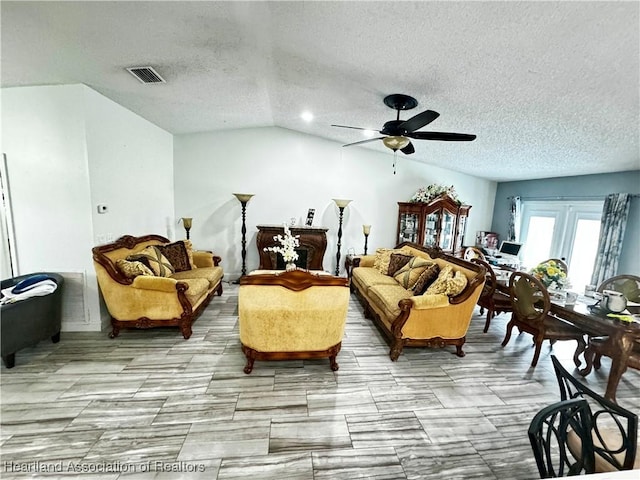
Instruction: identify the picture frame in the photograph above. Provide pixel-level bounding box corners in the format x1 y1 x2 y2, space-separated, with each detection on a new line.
305 208 315 226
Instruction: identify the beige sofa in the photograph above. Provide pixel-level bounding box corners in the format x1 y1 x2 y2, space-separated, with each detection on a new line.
92 234 224 339
350 242 486 360
239 270 350 373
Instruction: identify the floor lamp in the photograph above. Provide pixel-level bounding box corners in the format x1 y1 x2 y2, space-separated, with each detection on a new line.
332 199 352 276
233 193 254 278
180 217 193 239
362 224 371 255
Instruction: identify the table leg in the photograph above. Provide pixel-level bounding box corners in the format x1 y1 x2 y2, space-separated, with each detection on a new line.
579 343 596 376
604 333 634 403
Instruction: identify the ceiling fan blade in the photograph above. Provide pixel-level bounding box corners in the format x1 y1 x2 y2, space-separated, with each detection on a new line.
342 137 384 147
407 131 476 142
399 110 440 133
400 141 415 155
332 124 376 131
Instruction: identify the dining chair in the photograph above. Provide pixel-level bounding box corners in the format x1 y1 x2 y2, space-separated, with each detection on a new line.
581 274 640 399
463 246 486 262
470 258 513 333
528 398 595 477
596 274 640 303
501 272 586 367
551 355 639 472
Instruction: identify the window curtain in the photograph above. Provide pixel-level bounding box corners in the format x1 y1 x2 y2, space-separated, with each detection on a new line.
507 196 521 241
591 193 631 286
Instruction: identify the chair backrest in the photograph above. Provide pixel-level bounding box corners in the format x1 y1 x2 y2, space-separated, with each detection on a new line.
551 355 638 471
528 398 595 477
508 271 550 326
464 246 486 262
596 275 640 303
470 258 497 299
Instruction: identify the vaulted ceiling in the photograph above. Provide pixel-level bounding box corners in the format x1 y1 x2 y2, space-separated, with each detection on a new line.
2 1 638 181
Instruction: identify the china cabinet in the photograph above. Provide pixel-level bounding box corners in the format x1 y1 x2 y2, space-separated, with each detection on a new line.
396 194 471 255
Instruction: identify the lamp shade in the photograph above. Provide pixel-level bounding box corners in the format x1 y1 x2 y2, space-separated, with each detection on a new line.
181 217 193 229
382 136 410 151
332 198 352 208
233 193 255 203
363 224 371 235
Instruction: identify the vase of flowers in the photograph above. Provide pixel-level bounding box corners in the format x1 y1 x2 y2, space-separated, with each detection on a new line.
410 184 460 204
263 224 300 271
530 260 569 290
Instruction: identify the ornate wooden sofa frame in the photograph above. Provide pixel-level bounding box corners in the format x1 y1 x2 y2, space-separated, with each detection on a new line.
238 269 350 373
349 242 486 360
92 234 223 339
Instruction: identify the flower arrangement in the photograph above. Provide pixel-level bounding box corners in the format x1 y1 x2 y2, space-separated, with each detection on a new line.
263 224 300 264
530 260 569 290
410 184 460 203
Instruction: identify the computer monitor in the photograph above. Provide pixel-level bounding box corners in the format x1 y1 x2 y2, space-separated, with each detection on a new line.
499 241 523 257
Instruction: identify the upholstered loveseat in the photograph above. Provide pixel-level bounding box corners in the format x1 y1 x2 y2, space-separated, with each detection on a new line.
92 234 223 339
350 242 486 360
239 270 350 373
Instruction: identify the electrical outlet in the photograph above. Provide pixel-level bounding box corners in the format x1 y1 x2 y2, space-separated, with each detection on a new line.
97 204 108 214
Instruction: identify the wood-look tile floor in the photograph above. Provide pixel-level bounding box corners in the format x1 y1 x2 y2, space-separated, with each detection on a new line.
1 282 639 479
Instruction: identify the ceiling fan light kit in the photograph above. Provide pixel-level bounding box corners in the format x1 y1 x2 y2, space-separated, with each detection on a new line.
382 136 410 151
332 93 476 172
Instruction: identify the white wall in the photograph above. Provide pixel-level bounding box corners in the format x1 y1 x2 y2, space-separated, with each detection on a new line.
1 85 95 330
174 127 496 279
1 84 174 331
84 86 174 329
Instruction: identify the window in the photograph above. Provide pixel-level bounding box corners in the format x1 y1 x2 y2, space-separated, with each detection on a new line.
520 200 603 290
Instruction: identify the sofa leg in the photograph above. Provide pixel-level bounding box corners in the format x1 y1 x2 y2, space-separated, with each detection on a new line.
329 355 339 371
243 359 255 374
109 326 120 339
51 332 61 343
455 344 466 357
216 282 223 296
3 353 16 369
181 322 193 339
389 340 403 361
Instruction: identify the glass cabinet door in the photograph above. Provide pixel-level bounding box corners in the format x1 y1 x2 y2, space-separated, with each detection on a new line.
398 213 420 244
439 210 455 251
423 212 439 247
455 215 467 252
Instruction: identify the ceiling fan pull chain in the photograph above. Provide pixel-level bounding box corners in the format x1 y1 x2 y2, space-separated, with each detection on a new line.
393 151 397 175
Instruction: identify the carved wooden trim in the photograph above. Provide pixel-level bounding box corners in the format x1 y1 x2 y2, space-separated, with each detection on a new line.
240 269 348 291
241 343 342 373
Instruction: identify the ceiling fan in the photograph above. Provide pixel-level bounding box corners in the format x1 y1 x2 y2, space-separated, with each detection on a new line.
332 93 476 155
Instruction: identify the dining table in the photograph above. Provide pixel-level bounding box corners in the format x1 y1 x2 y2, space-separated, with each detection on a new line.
493 268 640 403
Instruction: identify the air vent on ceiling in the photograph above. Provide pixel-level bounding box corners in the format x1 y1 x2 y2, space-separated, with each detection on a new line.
126 66 166 84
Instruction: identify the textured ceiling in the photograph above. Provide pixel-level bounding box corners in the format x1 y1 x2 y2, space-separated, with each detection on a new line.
2 1 638 182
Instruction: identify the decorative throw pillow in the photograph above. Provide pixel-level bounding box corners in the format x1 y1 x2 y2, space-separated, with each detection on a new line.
374 248 410 275
156 241 191 272
373 248 393 274
387 253 413 276
128 246 175 277
412 263 440 295
183 239 197 269
116 258 154 279
393 257 433 289
445 270 468 296
425 265 454 295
